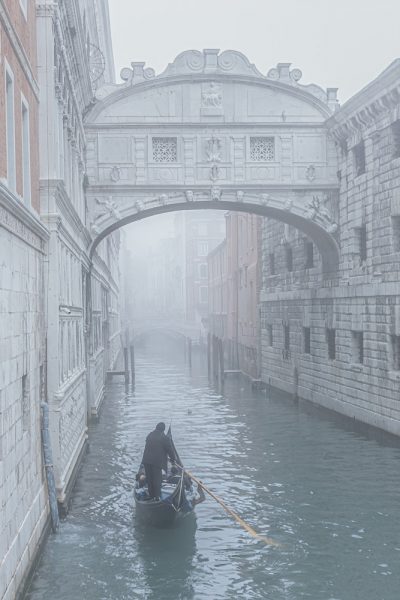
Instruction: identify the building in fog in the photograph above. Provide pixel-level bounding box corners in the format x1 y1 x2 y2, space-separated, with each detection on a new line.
260 60 400 436
0 2 121 597
174 210 225 336
0 2 48 597
208 213 262 381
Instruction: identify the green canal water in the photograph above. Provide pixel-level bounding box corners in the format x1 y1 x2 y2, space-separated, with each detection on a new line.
24 345 400 599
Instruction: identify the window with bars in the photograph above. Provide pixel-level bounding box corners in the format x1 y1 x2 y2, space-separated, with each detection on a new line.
352 331 364 364
392 216 400 251
303 327 311 354
353 140 366 176
267 324 273 347
250 137 275 162
391 335 400 371
305 241 314 268
286 246 293 272
391 120 400 158
152 137 178 162
355 225 367 263
269 253 275 275
326 328 336 360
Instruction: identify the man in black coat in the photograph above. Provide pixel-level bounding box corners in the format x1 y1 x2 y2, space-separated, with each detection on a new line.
142 422 176 500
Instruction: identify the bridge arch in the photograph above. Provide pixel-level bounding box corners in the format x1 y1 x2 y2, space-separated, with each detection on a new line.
84 49 340 274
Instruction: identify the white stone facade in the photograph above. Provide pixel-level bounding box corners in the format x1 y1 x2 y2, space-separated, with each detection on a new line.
0 183 49 600
37 0 121 507
260 60 400 436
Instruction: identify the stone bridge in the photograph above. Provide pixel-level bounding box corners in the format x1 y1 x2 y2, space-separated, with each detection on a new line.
84 49 340 273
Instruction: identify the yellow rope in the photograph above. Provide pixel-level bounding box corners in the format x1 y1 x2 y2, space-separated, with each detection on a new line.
183 467 281 548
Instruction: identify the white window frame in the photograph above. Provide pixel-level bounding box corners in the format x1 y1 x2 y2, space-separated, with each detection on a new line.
19 0 28 20
21 93 31 205
198 241 209 257
199 286 208 304
5 60 16 192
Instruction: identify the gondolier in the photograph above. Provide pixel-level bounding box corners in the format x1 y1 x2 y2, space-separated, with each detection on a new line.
141 422 176 500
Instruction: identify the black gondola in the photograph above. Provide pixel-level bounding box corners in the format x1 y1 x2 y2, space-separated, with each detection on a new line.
134 427 204 527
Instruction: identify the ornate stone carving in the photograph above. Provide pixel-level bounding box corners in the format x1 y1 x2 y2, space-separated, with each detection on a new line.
260 193 271 206
158 194 168 205
306 165 316 182
305 195 337 232
185 190 194 202
110 166 121 182
202 82 222 108
284 199 294 212
93 197 121 222
206 137 222 162
210 165 220 182
236 190 244 202
211 186 221 201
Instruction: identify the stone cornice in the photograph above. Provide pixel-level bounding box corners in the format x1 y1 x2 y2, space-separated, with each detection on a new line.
327 59 400 140
0 180 49 252
40 179 92 248
85 121 330 131
0 1 40 99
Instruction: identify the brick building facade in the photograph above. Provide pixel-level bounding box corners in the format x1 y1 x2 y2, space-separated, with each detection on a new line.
208 212 262 381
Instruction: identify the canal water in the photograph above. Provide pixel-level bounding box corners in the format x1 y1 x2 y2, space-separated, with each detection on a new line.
24 343 400 600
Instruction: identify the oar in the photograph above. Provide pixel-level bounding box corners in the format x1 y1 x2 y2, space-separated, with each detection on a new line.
177 465 281 548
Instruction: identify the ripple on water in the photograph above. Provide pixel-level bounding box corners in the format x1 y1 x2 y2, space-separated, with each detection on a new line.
24 349 400 600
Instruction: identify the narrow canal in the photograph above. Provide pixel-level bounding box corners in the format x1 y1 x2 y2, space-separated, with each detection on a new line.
25 342 400 600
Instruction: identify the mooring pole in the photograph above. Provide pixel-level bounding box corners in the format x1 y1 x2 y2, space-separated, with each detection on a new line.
207 333 211 379
124 347 130 384
130 343 135 384
187 337 192 369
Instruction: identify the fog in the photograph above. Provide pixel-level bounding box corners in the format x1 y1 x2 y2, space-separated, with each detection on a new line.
109 0 399 102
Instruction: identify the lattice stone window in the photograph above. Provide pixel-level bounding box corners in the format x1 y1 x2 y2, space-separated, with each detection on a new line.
250 137 275 162
152 137 177 162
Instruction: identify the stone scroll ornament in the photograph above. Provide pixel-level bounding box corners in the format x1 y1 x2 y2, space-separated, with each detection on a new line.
305 195 338 233
91 197 122 234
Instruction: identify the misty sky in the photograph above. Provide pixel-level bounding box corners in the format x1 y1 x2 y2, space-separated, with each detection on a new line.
108 0 399 104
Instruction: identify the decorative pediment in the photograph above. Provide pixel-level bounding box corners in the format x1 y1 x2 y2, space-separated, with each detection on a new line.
93 49 338 110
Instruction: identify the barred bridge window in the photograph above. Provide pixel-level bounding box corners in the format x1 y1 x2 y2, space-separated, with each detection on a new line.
152 137 178 162
250 137 275 162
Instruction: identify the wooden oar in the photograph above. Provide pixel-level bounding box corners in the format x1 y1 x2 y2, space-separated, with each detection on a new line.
180 466 281 548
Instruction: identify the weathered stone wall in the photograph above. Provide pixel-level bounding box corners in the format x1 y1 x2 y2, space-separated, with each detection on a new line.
0 184 49 600
260 60 400 436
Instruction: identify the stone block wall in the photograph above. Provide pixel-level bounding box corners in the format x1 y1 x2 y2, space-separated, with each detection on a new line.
0 196 48 599
260 60 400 436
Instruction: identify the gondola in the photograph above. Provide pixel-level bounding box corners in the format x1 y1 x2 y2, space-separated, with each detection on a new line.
134 427 204 527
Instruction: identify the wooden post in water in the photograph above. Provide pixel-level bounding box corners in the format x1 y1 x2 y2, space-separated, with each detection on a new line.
187 337 192 369
124 347 130 384
218 338 224 389
130 344 135 384
207 333 211 379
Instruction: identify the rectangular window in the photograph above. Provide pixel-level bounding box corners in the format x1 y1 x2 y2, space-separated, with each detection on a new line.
352 331 364 364
303 327 311 354
199 286 208 303
199 263 208 279
285 246 293 272
198 241 208 256
353 140 366 176
391 120 400 158
5 65 16 191
250 137 275 162
152 137 177 162
326 328 336 360
305 241 314 268
391 335 400 371
284 324 290 351
355 225 367 263
269 253 275 275
392 216 400 252
21 96 31 204
267 324 273 347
